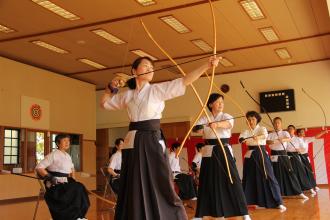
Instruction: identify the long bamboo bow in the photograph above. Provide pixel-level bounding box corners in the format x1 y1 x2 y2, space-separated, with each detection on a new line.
140 0 233 184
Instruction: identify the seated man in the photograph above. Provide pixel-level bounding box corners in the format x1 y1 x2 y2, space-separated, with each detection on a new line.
35 134 90 220
169 142 197 200
107 138 123 195
191 142 204 178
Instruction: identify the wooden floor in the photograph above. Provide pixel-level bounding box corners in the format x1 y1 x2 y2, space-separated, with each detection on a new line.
1 188 330 220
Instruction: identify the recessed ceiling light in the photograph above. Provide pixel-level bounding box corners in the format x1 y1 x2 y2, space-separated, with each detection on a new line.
275 48 291 59
240 0 265 20
219 57 234 67
31 0 80 21
136 0 156 6
259 27 279 42
159 15 191 34
31 40 69 54
78 58 107 69
191 39 213 52
91 29 126 45
0 24 15 33
130 49 158 61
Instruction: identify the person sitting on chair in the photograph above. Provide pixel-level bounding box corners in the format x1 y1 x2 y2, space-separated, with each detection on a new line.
35 133 90 220
107 138 123 195
169 142 197 201
191 142 204 178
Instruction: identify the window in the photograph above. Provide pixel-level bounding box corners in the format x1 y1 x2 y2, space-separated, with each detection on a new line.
4 129 20 164
51 133 58 151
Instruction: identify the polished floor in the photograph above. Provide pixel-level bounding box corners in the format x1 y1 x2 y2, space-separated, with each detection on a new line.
1 188 330 220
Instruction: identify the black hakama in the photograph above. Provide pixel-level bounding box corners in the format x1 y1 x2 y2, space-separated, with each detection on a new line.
288 152 312 191
115 119 187 220
195 139 248 218
174 173 197 200
44 172 90 220
300 153 317 188
243 146 283 208
109 169 121 195
271 150 302 196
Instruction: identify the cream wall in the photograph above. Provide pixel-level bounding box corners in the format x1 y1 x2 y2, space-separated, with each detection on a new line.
97 60 330 132
0 56 97 199
0 56 96 140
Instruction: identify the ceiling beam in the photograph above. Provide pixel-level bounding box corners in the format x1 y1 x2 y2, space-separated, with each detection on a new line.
67 32 330 76
0 0 218 43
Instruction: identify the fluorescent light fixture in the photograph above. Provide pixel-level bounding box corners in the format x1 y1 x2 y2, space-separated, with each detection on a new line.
275 48 291 59
78 58 107 69
259 27 279 42
219 57 234 67
0 24 15 33
191 39 213 52
31 40 69 54
159 15 190 34
136 0 156 6
240 0 265 20
91 29 126 45
130 49 158 61
31 0 80 21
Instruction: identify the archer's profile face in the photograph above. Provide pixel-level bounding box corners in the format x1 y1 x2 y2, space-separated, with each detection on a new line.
134 59 154 82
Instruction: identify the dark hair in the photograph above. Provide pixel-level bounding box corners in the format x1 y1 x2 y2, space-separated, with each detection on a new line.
127 56 154 90
287 125 296 130
115 138 124 146
246 111 262 124
273 117 282 123
171 142 181 151
296 128 304 134
55 133 71 148
195 143 205 152
207 93 224 112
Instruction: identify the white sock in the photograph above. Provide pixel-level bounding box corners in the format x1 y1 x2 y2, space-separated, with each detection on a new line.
310 189 316 194
315 186 320 191
277 204 287 212
243 214 251 220
299 193 308 199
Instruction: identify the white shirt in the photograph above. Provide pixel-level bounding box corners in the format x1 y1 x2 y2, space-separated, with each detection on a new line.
36 149 74 174
297 137 315 154
196 112 234 139
104 78 186 149
192 152 202 169
239 124 268 146
267 130 291 151
108 151 122 171
287 136 300 152
196 112 234 156
168 152 181 175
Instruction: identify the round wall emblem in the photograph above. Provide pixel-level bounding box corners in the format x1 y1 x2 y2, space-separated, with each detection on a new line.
30 104 42 121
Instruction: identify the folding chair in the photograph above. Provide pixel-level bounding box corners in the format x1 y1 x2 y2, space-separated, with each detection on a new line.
100 167 117 210
33 172 46 220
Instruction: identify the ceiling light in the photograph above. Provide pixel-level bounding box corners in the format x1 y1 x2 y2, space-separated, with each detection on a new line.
219 57 234 67
31 0 80 21
259 27 279 42
31 40 69 54
159 15 191 34
136 0 156 6
0 24 15 33
78 58 107 69
191 39 213 52
130 49 158 61
91 29 126 45
240 0 265 20
275 48 291 59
